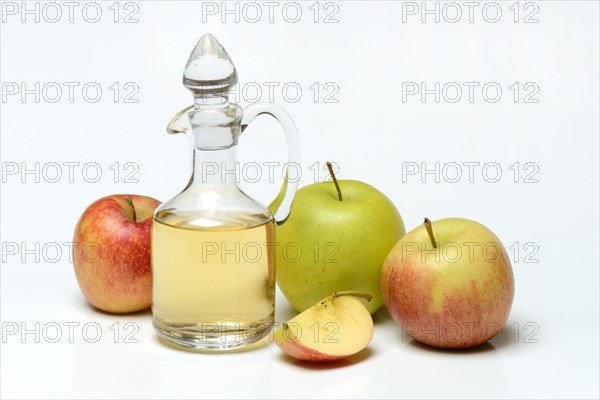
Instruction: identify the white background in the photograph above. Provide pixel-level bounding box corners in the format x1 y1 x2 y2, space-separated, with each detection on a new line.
1 1 599 398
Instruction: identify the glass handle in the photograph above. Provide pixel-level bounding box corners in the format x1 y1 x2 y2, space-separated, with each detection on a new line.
241 103 300 225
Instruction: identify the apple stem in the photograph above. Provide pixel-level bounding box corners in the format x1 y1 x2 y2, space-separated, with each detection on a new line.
125 196 137 222
333 291 373 302
326 161 343 201
423 217 437 249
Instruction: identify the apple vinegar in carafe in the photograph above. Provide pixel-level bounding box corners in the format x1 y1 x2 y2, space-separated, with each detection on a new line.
152 211 275 348
153 33 299 350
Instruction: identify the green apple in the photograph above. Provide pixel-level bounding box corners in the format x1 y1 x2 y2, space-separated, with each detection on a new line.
275 163 405 314
274 292 374 362
381 217 515 348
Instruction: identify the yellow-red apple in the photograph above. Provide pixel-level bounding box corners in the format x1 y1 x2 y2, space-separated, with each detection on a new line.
381 218 514 349
73 194 160 313
274 292 374 362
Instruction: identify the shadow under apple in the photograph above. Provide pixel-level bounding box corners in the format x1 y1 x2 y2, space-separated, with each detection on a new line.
392 318 523 354
277 346 375 370
407 338 498 354
84 299 152 317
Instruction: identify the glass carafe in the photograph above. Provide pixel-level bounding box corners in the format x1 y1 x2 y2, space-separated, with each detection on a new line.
151 34 300 350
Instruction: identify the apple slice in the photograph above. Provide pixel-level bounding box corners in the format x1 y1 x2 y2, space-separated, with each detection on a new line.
274 292 374 362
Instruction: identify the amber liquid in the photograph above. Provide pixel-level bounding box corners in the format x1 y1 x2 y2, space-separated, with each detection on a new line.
151 210 275 350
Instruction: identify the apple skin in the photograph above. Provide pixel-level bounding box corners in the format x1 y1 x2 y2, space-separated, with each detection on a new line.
73 194 161 313
275 180 405 314
381 218 514 349
274 330 344 362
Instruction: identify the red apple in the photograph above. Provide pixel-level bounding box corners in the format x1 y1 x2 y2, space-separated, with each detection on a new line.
73 194 160 313
381 218 514 349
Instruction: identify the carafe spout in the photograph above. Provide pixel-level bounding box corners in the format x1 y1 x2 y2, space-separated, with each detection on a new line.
166 105 193 135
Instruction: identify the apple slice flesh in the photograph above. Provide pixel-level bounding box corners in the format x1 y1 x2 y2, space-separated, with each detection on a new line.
274 293 374 362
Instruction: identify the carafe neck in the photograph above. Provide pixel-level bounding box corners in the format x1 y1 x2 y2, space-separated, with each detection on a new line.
182 102 243 190
188 146 239 188
187 102 242 150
